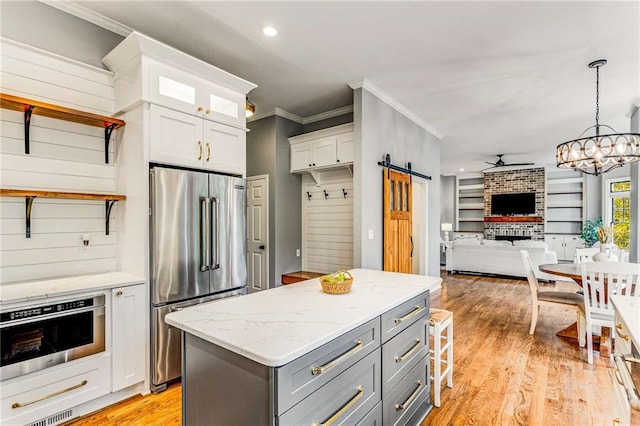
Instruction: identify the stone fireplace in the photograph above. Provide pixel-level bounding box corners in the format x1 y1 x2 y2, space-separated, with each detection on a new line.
483 167 545 240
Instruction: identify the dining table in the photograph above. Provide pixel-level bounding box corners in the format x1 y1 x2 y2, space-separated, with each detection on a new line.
538 263 611 357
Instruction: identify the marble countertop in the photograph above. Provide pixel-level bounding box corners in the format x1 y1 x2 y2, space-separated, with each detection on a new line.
0 272 146 306
611 296 640 349
165 268 441 367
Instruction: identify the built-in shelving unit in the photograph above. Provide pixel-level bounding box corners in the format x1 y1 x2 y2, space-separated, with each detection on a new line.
0 93 125 163
456 174 485 232
0 188 125 238
544 168 586 261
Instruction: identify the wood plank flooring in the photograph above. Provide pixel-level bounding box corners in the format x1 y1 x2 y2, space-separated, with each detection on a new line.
65 272 614 426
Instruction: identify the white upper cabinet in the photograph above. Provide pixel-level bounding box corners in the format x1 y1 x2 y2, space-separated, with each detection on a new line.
289 123 354 173
103 32 256 176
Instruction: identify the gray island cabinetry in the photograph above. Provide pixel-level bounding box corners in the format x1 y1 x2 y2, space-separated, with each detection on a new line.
165 269 442 425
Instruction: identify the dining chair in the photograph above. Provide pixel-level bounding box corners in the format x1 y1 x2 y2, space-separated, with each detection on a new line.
580 261 640 364
520 250 586 343
575 247 599 263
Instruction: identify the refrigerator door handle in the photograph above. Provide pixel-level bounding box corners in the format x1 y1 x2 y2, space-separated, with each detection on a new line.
211 196 220 269
200 197 211 271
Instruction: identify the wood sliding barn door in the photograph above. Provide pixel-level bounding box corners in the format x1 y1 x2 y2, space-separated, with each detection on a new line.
383 169 412 273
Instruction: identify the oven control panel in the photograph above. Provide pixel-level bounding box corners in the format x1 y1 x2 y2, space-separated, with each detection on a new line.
1 297 98 323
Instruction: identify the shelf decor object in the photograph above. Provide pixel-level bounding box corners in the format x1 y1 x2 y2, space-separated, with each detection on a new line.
0 93 125 164
0 188 126 238
556 59 640 176
441 223 452 241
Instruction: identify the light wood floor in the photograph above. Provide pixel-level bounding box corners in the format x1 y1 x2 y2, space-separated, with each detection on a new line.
65 272 614 425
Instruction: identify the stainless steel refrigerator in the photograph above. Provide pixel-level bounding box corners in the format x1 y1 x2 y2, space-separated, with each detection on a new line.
149 166 247 393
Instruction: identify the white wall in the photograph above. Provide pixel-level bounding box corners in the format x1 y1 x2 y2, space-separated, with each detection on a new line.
630 106 639 262
0 39 119 284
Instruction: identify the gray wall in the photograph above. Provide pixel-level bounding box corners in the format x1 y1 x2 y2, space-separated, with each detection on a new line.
353 88 441 275
247 115 303 287
1 1 123 69
302 112 354 134
440 175 456 238
274 117 304 285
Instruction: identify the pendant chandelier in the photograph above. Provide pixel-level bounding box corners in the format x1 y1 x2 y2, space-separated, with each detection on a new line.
556 59 640 176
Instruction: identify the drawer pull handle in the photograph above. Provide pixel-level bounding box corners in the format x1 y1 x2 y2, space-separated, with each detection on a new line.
615 324 630 341
395 380 423 411
615 368 624 386
613 418 620 425
313 385 363 426
395 339 422 363
613 354 640 411
12 380 88 409
311 339 363 375
394 305 423 324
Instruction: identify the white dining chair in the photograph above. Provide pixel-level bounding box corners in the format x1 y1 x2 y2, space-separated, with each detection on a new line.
575 247 599 263
520 250 586 343
580 261 640 364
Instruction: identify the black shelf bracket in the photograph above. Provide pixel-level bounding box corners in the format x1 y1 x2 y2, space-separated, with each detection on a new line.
377 154 432 180
25 196 36 238
105 200 118 235
24 105 35 154
104 123 117 164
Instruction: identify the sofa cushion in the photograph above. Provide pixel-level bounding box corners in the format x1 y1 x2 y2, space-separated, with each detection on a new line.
453 238 481 246
513 240 549 250
482 240 512 247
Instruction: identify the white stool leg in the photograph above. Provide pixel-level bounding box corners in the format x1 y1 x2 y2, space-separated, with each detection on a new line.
433 321 442 407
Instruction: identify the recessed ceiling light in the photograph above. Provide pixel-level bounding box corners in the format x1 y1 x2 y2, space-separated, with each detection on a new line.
262 26 278 37
459 168 465 172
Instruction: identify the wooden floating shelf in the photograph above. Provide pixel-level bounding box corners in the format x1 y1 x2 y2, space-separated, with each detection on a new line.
0 189 125 201
0 188 126 238
0 93 125 163
484 216 543 223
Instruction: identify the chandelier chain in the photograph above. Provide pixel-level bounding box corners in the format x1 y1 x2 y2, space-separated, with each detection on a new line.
595 65 599 127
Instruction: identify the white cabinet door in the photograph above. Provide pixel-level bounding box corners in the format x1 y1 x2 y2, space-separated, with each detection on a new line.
291 142 312 172
204 121 246 175
112 284 146 391
311 137 337 168
201 83 245 128
336 133 354 164
150 104 203 168
545 235 564 259
563 236 584 262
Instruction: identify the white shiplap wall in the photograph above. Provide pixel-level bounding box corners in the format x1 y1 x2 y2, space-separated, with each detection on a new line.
0 38 118 284
302 170 353 273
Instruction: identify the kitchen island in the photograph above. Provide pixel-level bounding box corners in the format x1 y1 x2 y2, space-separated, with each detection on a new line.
165 268 441 425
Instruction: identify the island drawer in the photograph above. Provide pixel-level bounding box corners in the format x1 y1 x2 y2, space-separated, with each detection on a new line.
381 292 429 343
357 401 382 425
277 348 381 426
382 358 430 426
382 315 429 395
615 313 632 355
275 317 380 415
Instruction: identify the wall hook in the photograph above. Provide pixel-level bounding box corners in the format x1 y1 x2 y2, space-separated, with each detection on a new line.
342 188 348 198
306 191 312 201
323 190 329 200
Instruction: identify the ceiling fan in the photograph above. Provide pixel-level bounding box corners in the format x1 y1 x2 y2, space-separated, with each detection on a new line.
483 154 534 170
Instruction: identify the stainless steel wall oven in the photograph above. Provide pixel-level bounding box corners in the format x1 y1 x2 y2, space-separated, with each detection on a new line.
0 295 106 381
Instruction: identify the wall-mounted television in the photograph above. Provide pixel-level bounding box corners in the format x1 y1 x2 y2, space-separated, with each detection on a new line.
491 192 536 216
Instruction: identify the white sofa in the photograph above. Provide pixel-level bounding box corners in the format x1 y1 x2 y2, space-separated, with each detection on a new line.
445 238 559 281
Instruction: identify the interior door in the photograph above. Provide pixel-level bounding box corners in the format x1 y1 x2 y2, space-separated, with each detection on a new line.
383 169 413 273
247 175 269 292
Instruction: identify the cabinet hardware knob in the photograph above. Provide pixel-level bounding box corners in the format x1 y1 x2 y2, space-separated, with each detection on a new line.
309 164 312 167
313 163 316 166
613 419 621 425
337 159 340 162
197 141 203 160
206 143 211 161
205 109 210 115
116 291 123 296
197 106 203 112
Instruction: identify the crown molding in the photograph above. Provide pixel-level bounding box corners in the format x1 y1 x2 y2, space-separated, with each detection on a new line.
302 105 353 124
39 0 133 37
349 78 444 140
247 108 304 124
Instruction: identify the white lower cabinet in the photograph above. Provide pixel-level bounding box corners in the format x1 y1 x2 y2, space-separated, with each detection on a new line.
1 355 110 426
545 234 583 261
111 283 146 391
150 104 246 175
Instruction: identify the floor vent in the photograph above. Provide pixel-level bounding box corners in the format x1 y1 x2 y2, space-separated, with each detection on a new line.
26 409 74 426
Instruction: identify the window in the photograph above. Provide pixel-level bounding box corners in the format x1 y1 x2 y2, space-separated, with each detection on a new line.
605 177 631 250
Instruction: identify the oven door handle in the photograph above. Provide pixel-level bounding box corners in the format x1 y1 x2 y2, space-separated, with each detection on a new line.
613 354 640 411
